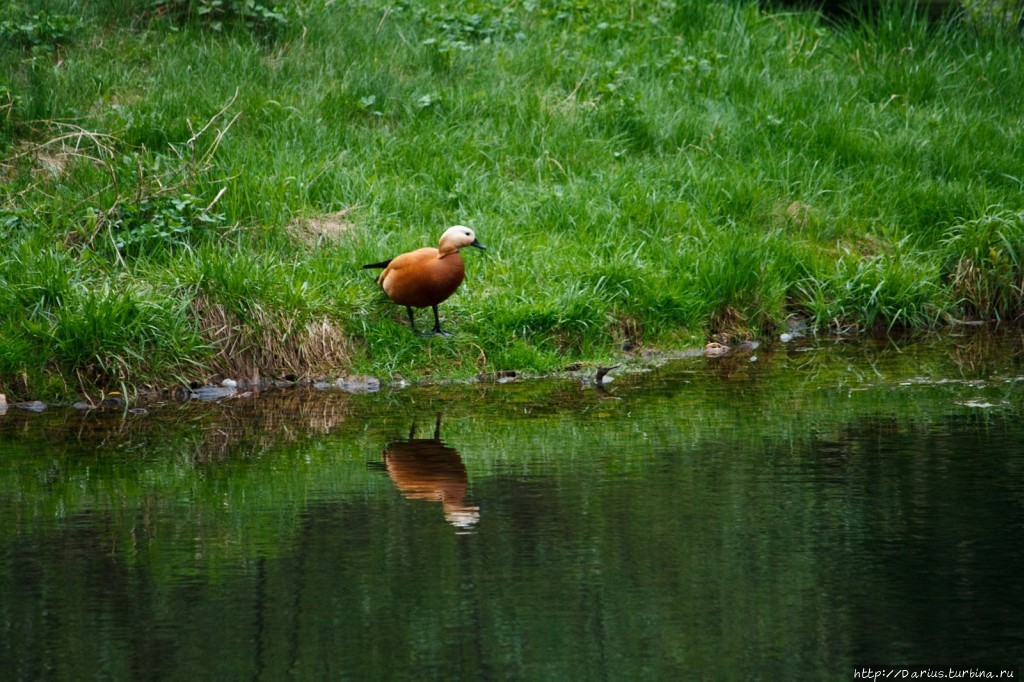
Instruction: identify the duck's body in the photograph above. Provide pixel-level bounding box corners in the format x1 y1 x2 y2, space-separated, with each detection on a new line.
374 246 467 309
363 226 485 335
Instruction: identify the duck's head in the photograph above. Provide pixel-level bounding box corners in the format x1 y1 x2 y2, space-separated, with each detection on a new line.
439 225 486 255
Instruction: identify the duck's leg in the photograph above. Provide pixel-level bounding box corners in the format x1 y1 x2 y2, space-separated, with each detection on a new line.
405 306 419 334
431 305 452 337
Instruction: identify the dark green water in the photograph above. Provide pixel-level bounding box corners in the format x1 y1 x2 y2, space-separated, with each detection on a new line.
2 334 1023 680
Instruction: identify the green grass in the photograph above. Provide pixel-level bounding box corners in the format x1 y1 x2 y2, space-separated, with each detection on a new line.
2 0 1024 400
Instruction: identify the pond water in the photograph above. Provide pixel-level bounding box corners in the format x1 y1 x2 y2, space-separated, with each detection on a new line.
2 333 1023 680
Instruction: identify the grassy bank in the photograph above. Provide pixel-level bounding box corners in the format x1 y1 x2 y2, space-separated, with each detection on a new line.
2 0 1023 400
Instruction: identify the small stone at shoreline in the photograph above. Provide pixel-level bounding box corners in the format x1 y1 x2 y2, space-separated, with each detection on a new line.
15 401 48 413
190 385 238 401
477 370 518 384
312 375 382 393
337 375 382 393
704 342 729 357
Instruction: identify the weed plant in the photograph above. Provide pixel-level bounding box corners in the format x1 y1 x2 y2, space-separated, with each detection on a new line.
1 0 1023 399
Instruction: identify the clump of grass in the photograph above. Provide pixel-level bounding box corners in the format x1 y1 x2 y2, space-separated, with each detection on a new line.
191 293 351 383
941 208 1024 322
687 228 803 340
797 251 946 333
0 242 208 396
117 238 356 388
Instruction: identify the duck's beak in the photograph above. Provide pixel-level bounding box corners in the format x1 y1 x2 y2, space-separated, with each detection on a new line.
471 239 486 250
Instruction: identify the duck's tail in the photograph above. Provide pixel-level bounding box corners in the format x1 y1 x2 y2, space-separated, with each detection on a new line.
362 259 391 270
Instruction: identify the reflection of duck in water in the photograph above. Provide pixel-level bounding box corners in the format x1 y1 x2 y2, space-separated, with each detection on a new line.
382 415 480 532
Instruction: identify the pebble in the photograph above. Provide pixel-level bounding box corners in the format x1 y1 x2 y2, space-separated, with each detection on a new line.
704 342 729 357
189 386 238 401
478 370 517 384
337 375 382 393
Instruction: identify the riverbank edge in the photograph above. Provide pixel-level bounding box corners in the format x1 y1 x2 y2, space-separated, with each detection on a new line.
8 322 1011 413
1 338 736 412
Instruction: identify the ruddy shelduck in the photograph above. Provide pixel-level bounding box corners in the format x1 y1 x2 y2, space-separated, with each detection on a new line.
363 225 486 336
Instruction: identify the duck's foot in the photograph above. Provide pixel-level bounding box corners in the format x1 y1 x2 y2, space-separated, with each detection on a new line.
414 328 452 337
429 306 452 337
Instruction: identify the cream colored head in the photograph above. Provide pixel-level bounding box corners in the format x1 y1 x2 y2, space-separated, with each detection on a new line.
438 225 486 256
